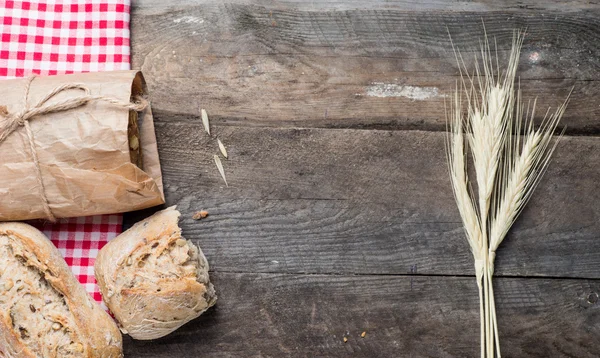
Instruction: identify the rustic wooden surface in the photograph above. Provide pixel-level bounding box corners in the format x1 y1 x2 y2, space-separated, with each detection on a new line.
126 1 600 356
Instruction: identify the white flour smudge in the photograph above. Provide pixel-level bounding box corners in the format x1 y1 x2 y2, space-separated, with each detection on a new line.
365 83 442 100
173 16 204 24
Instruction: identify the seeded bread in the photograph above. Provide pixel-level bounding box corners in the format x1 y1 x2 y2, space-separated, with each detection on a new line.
94 206 216 340
0 223 122 358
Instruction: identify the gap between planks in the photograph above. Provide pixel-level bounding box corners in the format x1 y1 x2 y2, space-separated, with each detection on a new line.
208 269 600 282
151 111 600 138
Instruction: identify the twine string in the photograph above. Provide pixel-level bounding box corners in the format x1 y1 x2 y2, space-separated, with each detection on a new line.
0 75 148 221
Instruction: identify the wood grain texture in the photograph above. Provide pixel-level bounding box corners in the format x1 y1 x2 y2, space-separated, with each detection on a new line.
125 124 600 279
126 1 600 356
136 0 599 12
131 2 600 132
123 272 600 357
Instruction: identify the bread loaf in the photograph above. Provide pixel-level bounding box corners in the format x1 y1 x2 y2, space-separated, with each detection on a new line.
128 109 143 168
0 223 122 358
94 206 216 340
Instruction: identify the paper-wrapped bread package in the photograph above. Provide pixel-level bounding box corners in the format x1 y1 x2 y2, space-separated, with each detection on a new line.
0 70 164 221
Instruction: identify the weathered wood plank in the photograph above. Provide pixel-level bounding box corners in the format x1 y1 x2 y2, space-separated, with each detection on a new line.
125 124 600 278
131 3 600 132
135 0 599 12
122 272 600 357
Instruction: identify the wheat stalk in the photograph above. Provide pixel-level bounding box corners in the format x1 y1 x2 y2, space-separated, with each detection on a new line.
447 83 486 358
447 28 569 358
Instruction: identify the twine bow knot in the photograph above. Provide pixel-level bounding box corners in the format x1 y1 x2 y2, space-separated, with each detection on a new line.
0 75 148 222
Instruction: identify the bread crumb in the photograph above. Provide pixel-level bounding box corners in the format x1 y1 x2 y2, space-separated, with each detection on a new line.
361 331 366 338
343 337 348 343
192 211 209 220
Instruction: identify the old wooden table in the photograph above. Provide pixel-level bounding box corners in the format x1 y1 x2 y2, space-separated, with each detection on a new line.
124 1 600 356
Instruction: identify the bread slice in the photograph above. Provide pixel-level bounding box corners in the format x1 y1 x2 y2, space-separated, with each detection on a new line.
94 206 216 340
0 223 122 358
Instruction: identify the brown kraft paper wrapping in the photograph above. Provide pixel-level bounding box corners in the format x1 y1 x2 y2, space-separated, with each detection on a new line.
0 70 164 221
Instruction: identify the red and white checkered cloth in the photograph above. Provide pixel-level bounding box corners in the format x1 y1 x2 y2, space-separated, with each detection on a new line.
0 0 132 304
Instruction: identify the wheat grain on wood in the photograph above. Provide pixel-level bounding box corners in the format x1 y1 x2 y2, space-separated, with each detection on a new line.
214 155 228 187
218 138 228 158
201 108 210 135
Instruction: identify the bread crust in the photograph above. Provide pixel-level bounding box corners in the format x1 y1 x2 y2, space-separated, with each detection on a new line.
0 222 122 358
95 206 216 340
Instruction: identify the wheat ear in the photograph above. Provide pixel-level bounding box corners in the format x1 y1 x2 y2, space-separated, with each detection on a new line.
447 81 487 358
447 28 568 358
486 84 568 358
447 85 483 262
490 91 569 251
468 30 522 357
